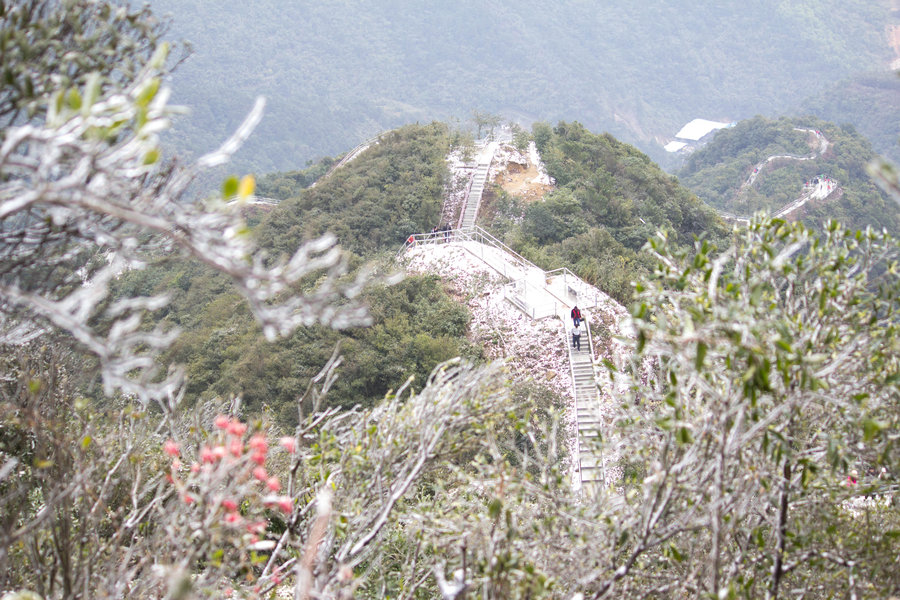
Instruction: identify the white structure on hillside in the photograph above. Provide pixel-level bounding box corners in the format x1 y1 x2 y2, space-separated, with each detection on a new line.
665 118 735 153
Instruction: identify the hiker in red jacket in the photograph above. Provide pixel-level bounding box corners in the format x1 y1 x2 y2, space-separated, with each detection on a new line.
571 305 582 327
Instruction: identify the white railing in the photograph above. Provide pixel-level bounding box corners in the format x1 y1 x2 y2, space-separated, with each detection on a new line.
396 228 457 258
398 226 606 311
544 268 605 311
504 279 559 320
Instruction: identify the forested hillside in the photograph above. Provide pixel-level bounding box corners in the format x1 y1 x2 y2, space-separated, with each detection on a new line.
678 116 900 233
797 72 900 163
114 118 724 417
482 121 728 303
113 124 473 424
148 0 893 173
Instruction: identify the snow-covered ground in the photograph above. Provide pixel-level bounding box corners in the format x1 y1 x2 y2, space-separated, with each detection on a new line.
488 141 553 186
402 241 636 487
403 243 576 460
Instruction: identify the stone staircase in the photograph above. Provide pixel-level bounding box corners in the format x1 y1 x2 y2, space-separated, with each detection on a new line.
458 161 490 229
565 320 605 494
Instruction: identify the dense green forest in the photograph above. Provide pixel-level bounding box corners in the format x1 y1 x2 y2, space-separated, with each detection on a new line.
481 121 728 303
678 116 900 233
113 124 473 425
797 71 900 163
115 114 898 420
148 0 894 174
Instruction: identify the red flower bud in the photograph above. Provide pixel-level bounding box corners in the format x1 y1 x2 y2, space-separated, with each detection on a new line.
163 439 180 457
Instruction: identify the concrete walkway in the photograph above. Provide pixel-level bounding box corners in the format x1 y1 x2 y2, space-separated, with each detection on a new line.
566 319 605 493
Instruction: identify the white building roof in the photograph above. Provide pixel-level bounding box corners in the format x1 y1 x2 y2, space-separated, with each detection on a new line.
675 119 733 141
664 140 689 153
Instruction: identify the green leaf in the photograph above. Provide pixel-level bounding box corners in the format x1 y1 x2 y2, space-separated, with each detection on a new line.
143 149 160 165
67 87 82 110
676 427 693 445
238 174 255 198
222 175 239 199
83 72 101 112
135 77 159 108
862 418 885 442
150 41 170 70
695 341 707 370
488 498 502 520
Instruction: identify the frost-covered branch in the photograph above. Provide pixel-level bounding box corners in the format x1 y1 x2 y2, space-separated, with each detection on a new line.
0 51 375 405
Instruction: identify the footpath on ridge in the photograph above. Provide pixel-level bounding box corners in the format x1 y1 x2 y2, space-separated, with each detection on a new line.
719 128 840 224
397 136 629 495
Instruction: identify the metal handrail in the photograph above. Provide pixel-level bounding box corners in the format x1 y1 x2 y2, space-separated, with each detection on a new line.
456 159 492 229
466 226 536 271
398 226 606 310
312 132 386 188
581 315 605 488
395 229 457 258
455 171 477 230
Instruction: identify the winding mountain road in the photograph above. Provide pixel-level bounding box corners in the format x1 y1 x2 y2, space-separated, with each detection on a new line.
721 128 839 224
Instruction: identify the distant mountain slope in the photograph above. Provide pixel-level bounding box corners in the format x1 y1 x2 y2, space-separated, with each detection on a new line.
149 0 892 173
796 72 900 164
677 116 900 233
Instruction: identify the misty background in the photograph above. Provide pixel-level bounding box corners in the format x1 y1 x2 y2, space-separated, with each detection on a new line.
149 0 900 174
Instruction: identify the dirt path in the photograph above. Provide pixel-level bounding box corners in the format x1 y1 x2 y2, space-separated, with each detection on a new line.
495 162 554 202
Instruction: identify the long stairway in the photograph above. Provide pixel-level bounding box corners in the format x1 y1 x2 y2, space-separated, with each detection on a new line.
399 228 609 494
566 320 605 494
458 162 490 229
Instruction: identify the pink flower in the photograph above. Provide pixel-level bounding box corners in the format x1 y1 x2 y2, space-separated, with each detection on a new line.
214 414 230 430
163 439 180 457
246 520 267 535
227 419 247 437
276 496 292 514
190 462 201 473
170 459 182 471
249 433 267 454
250 451 266 466
263 495 293 514
266 476 281 492
279 436 297 453
200 446 216 464
183 493 195 504
225 512 242 524
253 466 268 482
228 438 243 457
212 446 227 461
222 499 238 512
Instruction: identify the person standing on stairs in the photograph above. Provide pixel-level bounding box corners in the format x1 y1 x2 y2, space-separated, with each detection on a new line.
572 320 582 351
571 305 582 327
